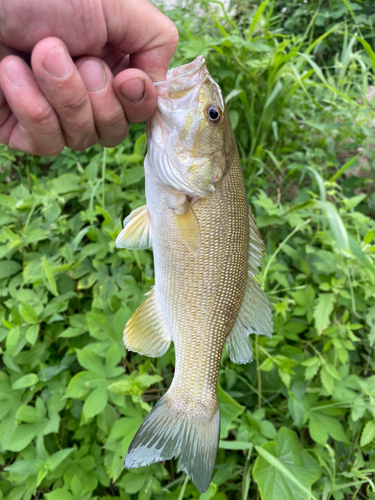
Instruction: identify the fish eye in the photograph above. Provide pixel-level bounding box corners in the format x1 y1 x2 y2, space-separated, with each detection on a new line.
206 105 222 124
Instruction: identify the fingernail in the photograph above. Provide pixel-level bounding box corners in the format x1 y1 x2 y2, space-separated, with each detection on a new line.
79 60 107 92
120 78 145 102
43 46 72 79
4 60 32 87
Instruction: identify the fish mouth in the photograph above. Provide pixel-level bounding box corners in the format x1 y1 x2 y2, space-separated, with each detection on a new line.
153 56 208 98
154 56 206 85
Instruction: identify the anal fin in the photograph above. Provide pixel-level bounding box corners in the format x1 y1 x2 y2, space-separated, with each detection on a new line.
116 205 152 250
124 288 171 357
226 278 273 364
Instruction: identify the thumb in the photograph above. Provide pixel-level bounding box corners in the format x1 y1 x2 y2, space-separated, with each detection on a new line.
102 0 178 81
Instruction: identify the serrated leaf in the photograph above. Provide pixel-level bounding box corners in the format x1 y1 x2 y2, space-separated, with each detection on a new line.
314 293 335 333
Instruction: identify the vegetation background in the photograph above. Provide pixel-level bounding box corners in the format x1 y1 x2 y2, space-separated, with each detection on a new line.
0 0 375 498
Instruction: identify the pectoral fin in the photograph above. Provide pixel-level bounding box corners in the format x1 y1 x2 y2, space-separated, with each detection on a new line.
124 287 171 357
226 278 273 364
116 205 152 250
173 203 201 257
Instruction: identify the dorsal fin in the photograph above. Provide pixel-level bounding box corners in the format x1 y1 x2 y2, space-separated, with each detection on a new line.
226 207 272 365
226 277 273 364
116 205 152 250
248 207 266 277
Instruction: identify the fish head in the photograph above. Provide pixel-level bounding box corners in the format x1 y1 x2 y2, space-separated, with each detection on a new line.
149 56 234 197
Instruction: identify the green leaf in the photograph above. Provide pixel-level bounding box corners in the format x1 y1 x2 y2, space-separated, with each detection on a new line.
348 235 375 277
0 260 21 279
366 306 375 347
253 428 321 500
45 489 75 500
16 405 40 423
308 413 349 444
356 36 375 71
313 293 335 333
20 303 38 324
45 447 76 471
12 373 39 390
217 383 244 438
42 256 59 296
76 349 106 377
82 384 108 420
7 421 46 452
4 458 44 476
65 371 97 399
48 173 81 194
26 324 39 346
0 194 16 209
360 420 375 447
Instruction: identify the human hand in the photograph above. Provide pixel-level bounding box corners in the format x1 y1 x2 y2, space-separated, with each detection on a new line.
0 0 178 155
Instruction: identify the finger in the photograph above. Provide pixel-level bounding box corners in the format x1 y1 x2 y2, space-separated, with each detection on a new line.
76 57 129 148
0 85 17 146
103 0 178 81
99 45 130 77
113 68 158 124
31 37 98 151
0 56 65 154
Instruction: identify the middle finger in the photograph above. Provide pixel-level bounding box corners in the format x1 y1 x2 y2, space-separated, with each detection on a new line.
31 37 98 151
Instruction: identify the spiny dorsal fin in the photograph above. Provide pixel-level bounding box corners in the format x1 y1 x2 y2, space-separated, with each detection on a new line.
116 205 152 250
248 207 266 276
173 203 201 257
226 277 273 365
124 287 171 357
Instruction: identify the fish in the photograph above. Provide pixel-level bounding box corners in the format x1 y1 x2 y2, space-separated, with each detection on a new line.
116 55 273 493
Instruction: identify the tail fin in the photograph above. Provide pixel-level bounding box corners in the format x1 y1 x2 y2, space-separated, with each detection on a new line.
124 395 220 493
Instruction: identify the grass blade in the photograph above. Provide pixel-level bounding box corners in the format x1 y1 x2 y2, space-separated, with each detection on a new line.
329 154 359 182
247 0 271 40
356 36 375 71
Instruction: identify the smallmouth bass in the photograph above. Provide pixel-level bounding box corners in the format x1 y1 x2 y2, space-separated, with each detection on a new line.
116 56 273 493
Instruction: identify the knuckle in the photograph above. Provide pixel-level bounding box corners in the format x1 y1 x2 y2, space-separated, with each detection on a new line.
35 142 64 156
98 130 127 148
0 104 11 127
66 130 98 151
60 90 89 116
31 104 56 129
167 23 179 50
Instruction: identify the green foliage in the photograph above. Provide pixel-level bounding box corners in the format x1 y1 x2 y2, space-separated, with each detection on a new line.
1 1 375 499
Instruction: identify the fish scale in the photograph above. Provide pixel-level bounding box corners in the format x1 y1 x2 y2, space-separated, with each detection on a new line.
153 159 247 411
116 55 273 493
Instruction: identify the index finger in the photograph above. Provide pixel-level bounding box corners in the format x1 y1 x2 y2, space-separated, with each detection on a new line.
102 0 178 81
